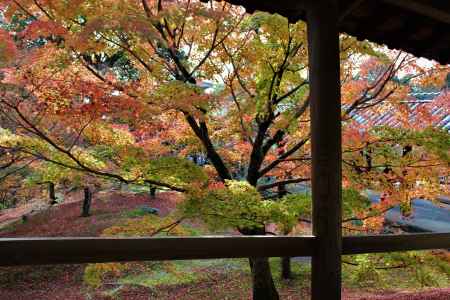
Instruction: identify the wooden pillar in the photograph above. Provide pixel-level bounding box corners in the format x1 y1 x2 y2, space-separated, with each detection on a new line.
307 1 342 300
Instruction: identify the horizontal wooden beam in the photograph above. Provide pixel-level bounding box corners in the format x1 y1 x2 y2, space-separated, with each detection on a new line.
0 233 449 266
0 236 315 266
343 232 450 255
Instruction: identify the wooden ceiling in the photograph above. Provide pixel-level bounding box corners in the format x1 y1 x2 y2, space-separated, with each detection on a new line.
220 0 450 64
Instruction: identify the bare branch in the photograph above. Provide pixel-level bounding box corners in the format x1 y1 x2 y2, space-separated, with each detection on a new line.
257 178 310 191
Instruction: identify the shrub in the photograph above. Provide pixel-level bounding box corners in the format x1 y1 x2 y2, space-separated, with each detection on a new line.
84 214 189 288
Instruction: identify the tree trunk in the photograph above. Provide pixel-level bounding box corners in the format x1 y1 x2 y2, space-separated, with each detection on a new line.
281 257 292 280
149 186 156 198
81 187 92 217
250 257 280 300
240 227 279 300
48 182 57 205
277 184 292 280
277 184 287 198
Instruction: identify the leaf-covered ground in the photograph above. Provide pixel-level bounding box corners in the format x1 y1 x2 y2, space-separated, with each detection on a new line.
0 191 449 300
0 190 181 237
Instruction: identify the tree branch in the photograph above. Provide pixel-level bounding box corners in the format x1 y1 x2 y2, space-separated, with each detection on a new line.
257 178 310 191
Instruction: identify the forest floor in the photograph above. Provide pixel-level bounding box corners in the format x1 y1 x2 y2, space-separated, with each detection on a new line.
0 190 449 300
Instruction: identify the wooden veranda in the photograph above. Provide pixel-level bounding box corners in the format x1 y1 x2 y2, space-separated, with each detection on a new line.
1 1 450 300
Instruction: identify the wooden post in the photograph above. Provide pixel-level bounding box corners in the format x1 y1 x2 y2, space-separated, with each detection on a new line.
307 1 342 300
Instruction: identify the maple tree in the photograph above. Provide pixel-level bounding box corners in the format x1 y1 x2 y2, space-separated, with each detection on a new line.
0 1 449 299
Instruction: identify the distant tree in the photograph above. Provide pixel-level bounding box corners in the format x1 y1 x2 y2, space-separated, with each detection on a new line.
81 186 92 217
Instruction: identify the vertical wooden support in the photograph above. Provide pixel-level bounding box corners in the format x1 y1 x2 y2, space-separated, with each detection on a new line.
307 1 342 300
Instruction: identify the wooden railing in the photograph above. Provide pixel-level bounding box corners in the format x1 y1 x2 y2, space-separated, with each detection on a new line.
1 232 449 266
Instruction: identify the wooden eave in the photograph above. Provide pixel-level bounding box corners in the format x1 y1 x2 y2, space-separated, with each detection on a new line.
220 0 450 64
